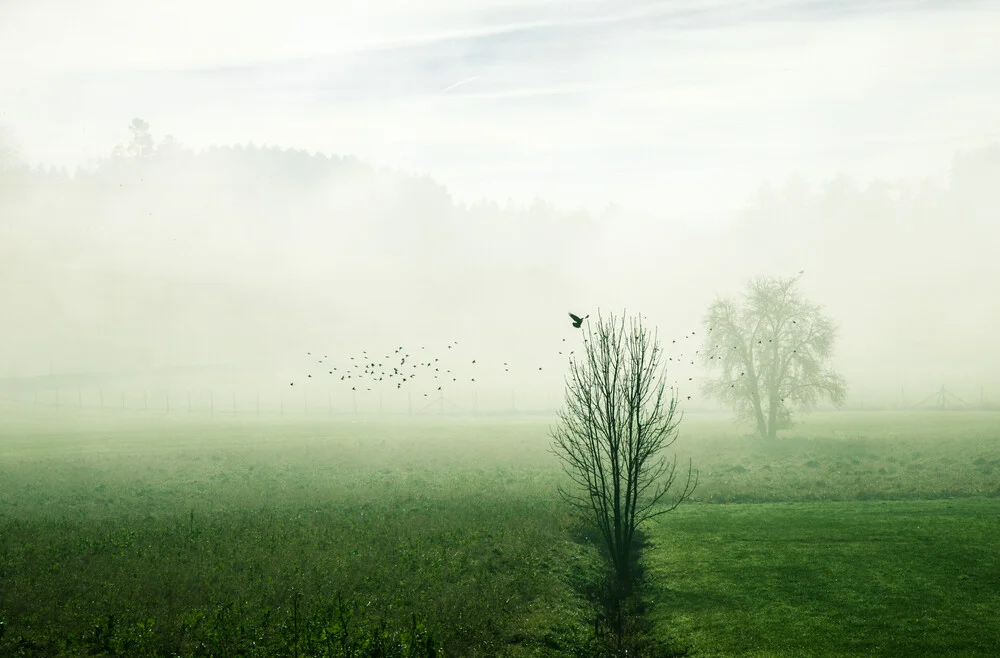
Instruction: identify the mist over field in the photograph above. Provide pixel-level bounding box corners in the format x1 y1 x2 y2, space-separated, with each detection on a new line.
1 0 999 411
3 3 1000 654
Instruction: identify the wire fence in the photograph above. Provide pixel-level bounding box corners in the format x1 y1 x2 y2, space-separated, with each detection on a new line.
0 384 561 419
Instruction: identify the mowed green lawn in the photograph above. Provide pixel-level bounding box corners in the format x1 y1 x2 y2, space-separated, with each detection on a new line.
646 498 1000 657
1 405 998 656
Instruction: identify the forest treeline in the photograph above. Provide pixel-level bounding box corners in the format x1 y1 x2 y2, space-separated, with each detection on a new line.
1 121 998 397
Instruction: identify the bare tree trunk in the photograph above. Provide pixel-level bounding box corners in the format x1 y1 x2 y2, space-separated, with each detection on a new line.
750 383 768 438
767 392 779 439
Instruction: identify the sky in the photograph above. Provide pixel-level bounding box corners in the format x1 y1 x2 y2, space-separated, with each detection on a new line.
2 0 999 219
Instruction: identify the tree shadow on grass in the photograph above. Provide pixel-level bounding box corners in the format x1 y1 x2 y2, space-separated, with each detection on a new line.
565 519 693 657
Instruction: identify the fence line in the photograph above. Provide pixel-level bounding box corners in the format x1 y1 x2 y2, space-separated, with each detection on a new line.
0 385 557 418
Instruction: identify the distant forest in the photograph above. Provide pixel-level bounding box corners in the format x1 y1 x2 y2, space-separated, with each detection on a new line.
1 120 998 399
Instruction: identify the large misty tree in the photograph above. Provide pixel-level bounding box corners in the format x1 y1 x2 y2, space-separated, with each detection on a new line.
551 312 697 598
701 276 846 438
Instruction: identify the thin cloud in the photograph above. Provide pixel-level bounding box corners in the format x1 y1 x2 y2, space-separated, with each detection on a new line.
441 75 484 93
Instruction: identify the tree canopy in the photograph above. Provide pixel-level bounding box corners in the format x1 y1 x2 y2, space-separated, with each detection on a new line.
700 276 846 438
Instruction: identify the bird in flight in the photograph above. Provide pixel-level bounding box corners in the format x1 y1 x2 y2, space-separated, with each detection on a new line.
569 312 589 328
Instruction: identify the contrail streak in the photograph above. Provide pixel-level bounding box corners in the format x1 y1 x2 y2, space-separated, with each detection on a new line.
442 76 482 93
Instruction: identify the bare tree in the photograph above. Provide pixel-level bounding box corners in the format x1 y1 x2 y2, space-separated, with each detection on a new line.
701 275 847 438
551 311 697 593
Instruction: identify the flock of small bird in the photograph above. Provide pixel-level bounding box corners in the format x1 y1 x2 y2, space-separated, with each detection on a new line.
288 312 591 400
288 311 764 404
289 272 809 406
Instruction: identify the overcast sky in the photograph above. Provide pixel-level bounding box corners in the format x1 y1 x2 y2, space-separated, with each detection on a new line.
2 0 999 218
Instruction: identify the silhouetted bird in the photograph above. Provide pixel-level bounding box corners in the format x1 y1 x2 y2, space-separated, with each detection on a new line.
569 313 589 328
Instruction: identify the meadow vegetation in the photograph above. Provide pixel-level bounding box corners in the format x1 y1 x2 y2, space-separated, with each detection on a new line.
1 405 998 655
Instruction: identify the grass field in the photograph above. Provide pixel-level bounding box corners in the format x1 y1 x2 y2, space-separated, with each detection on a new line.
647 498 1000 656
1 405 998 656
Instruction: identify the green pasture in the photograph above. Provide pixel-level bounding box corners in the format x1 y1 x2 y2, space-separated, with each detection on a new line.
1 405 997 655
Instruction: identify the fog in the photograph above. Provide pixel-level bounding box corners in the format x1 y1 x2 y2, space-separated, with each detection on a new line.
2 0 999 414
